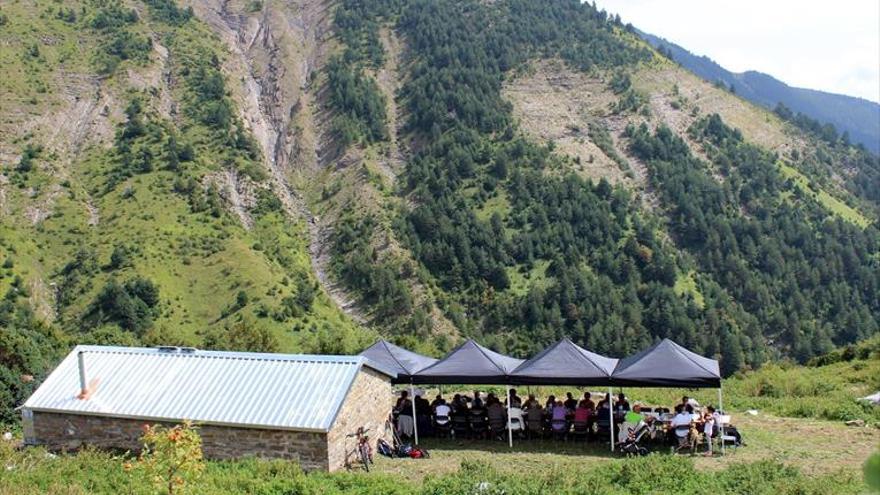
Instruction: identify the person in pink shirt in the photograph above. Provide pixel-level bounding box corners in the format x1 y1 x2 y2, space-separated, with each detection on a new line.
574 399 591 423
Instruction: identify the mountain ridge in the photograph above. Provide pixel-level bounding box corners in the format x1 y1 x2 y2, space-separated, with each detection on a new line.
638 30 880 153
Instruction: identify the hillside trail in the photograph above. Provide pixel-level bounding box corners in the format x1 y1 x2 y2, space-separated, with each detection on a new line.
187 0 367 323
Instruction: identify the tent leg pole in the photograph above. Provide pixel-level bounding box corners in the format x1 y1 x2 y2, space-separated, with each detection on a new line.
718 386 724 455
507 386 513 448
609 386 614 453
411 382 419 446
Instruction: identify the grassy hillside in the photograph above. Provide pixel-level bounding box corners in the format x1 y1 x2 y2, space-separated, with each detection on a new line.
0 0 377 423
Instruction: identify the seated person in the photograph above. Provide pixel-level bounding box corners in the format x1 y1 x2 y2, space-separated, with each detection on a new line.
544 395 557 413
472 390 484 409
618 403 645 443
522 394 540 411
670 404 694 448
582 392 596 411
451 394 462 413
415 393 431 415
597 393 613 410
550 400 569 433
414 392 433 435
686 403 699 422
552 400 568 422
679 395 699 409
526 401 544 421
487 398 506 430
507 389 522 408
525 400 544 435
434 399 451 425
564 392 578 411
574 400 591 423
624 402 643 425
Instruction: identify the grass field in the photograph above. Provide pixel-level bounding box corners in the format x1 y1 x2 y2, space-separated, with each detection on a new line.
373 412 878 484
1 414 876 494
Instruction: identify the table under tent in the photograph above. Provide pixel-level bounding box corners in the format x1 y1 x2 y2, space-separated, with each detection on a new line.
361 337 727 454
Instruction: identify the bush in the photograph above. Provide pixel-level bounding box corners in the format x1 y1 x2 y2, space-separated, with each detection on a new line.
133 422 204 495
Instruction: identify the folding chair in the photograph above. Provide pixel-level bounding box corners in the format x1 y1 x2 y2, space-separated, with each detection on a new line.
469 410 488 440
525 408 544 440
508 407 525 439
551 418 569 441
452 414 470 439
434 414 451 438
572 420 589 442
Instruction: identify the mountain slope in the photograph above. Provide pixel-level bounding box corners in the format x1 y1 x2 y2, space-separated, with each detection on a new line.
0 0 372 352
639 30 880 153
2 0 880 423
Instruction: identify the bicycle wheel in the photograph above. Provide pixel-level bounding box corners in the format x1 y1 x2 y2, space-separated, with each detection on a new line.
359 444 371 472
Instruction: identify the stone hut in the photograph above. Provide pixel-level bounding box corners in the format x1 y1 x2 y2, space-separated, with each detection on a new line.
21 345 393 471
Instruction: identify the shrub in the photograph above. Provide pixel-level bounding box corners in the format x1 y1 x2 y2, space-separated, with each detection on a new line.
133 422 204 495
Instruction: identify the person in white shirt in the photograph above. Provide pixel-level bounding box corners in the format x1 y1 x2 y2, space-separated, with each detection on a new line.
702 406 716 455
670 404 695 449
434 400 451 426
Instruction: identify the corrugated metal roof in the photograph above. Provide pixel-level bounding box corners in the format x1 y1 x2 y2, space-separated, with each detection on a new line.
23 345 393 432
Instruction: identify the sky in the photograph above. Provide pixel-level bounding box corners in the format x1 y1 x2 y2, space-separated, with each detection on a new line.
595 0 880 103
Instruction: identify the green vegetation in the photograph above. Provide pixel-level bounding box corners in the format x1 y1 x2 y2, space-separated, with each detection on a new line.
0 438 871 494
326 0 392 148
627 114 879 363
588 122 631 173
326 57 389 148
333 213 413 320
317 0 879 371
778 162 871 228
86 1 151 76
0 0 370 425
774 103 880 205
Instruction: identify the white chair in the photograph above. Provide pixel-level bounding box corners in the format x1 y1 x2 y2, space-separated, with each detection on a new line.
508 407 524 431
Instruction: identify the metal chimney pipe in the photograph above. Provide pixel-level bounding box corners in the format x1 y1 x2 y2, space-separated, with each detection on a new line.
77 351 87 394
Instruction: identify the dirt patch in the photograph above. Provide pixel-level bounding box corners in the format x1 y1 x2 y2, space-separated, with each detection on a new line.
503 60 634 186
633 62 808 158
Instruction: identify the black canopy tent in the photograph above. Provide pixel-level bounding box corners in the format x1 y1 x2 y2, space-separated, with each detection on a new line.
368 337 725 453
411 339 524 446
359 339 438 384
411 339 524 385
610 338 721 388
609 338 724 453
510 338 617 385
359 340 438 445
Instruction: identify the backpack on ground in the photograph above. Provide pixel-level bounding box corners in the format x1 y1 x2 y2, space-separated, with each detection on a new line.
377 438 394 458
396 443 413 457
409 447 430 459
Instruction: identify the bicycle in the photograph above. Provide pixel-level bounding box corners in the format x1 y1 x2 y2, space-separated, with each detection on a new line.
346 426 373 471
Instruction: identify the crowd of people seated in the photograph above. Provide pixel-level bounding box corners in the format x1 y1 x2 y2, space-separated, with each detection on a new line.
392 391 727 455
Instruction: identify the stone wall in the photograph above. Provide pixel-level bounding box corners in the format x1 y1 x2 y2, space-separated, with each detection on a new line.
30 412 330 471
326 367 393 471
